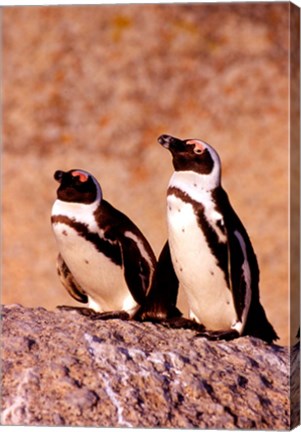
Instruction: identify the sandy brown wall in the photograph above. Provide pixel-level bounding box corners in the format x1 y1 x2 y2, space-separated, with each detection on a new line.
2 3 289 343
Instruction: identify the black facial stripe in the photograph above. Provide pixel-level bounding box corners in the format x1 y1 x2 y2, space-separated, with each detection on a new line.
172 148 214 174
57 187 97 204
168 186 230 287
55 170 98 204
51 215 122 266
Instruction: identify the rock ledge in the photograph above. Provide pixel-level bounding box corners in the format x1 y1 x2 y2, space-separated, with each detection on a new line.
1 305 291 428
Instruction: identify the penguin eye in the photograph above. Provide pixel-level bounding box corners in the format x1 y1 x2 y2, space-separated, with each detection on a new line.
186 140 205 155
193 147 203 155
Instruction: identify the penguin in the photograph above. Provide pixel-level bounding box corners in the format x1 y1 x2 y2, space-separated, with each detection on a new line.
51 169 156 319
142 134 278 343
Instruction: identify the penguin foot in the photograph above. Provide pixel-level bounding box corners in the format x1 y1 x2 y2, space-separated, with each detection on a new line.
89 310 130 321
195 329 240 341
56 306 130 321
134 306 182 322
57 305 98 317
156 316 206 332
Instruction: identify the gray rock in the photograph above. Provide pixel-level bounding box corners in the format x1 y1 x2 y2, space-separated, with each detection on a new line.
291 339 300 428
1 304 293 428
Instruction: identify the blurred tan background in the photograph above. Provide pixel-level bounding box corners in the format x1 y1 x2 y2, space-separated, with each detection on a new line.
2 3 291 344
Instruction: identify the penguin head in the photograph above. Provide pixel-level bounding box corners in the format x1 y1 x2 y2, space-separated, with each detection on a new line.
54 169 102 204
158 134 221 186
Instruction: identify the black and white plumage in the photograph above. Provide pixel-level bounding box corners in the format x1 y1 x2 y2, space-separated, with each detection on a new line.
142 134 278 343
51 169 156 318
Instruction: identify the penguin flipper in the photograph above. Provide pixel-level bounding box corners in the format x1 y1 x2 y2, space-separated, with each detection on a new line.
136 241 181 321
211 187 256 334
225 228 276 342
225 228 252 334
119 236 154 306
56 254 89 304
226 223 278 343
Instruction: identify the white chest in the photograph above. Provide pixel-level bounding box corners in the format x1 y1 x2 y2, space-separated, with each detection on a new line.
167 193 237 331
51 201 137 314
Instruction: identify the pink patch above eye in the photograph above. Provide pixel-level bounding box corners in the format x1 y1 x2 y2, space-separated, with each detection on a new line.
186 140 205 152
71 171 89 182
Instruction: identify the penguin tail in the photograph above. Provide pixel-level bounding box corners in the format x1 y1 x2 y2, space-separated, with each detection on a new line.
244 302 279 344
134 241 181 322
134 303 182 322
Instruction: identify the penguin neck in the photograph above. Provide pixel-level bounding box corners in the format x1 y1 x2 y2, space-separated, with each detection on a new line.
168 170 220 202
52 198 101 227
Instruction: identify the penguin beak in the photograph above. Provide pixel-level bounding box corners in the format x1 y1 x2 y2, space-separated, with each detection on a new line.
158 134 175 149
158 135 186 152
54 170 64 183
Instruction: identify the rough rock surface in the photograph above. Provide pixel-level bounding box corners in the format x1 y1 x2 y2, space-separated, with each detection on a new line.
291 339 300 429
1 305 291 428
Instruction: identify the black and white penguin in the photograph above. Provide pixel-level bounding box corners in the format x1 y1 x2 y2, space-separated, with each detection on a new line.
51 169 156 319
142 134 278 343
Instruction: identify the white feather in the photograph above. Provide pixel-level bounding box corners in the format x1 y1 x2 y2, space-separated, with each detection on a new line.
52 199 99 231
167 193 238 331
169 171 227 242
51 199 138 316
